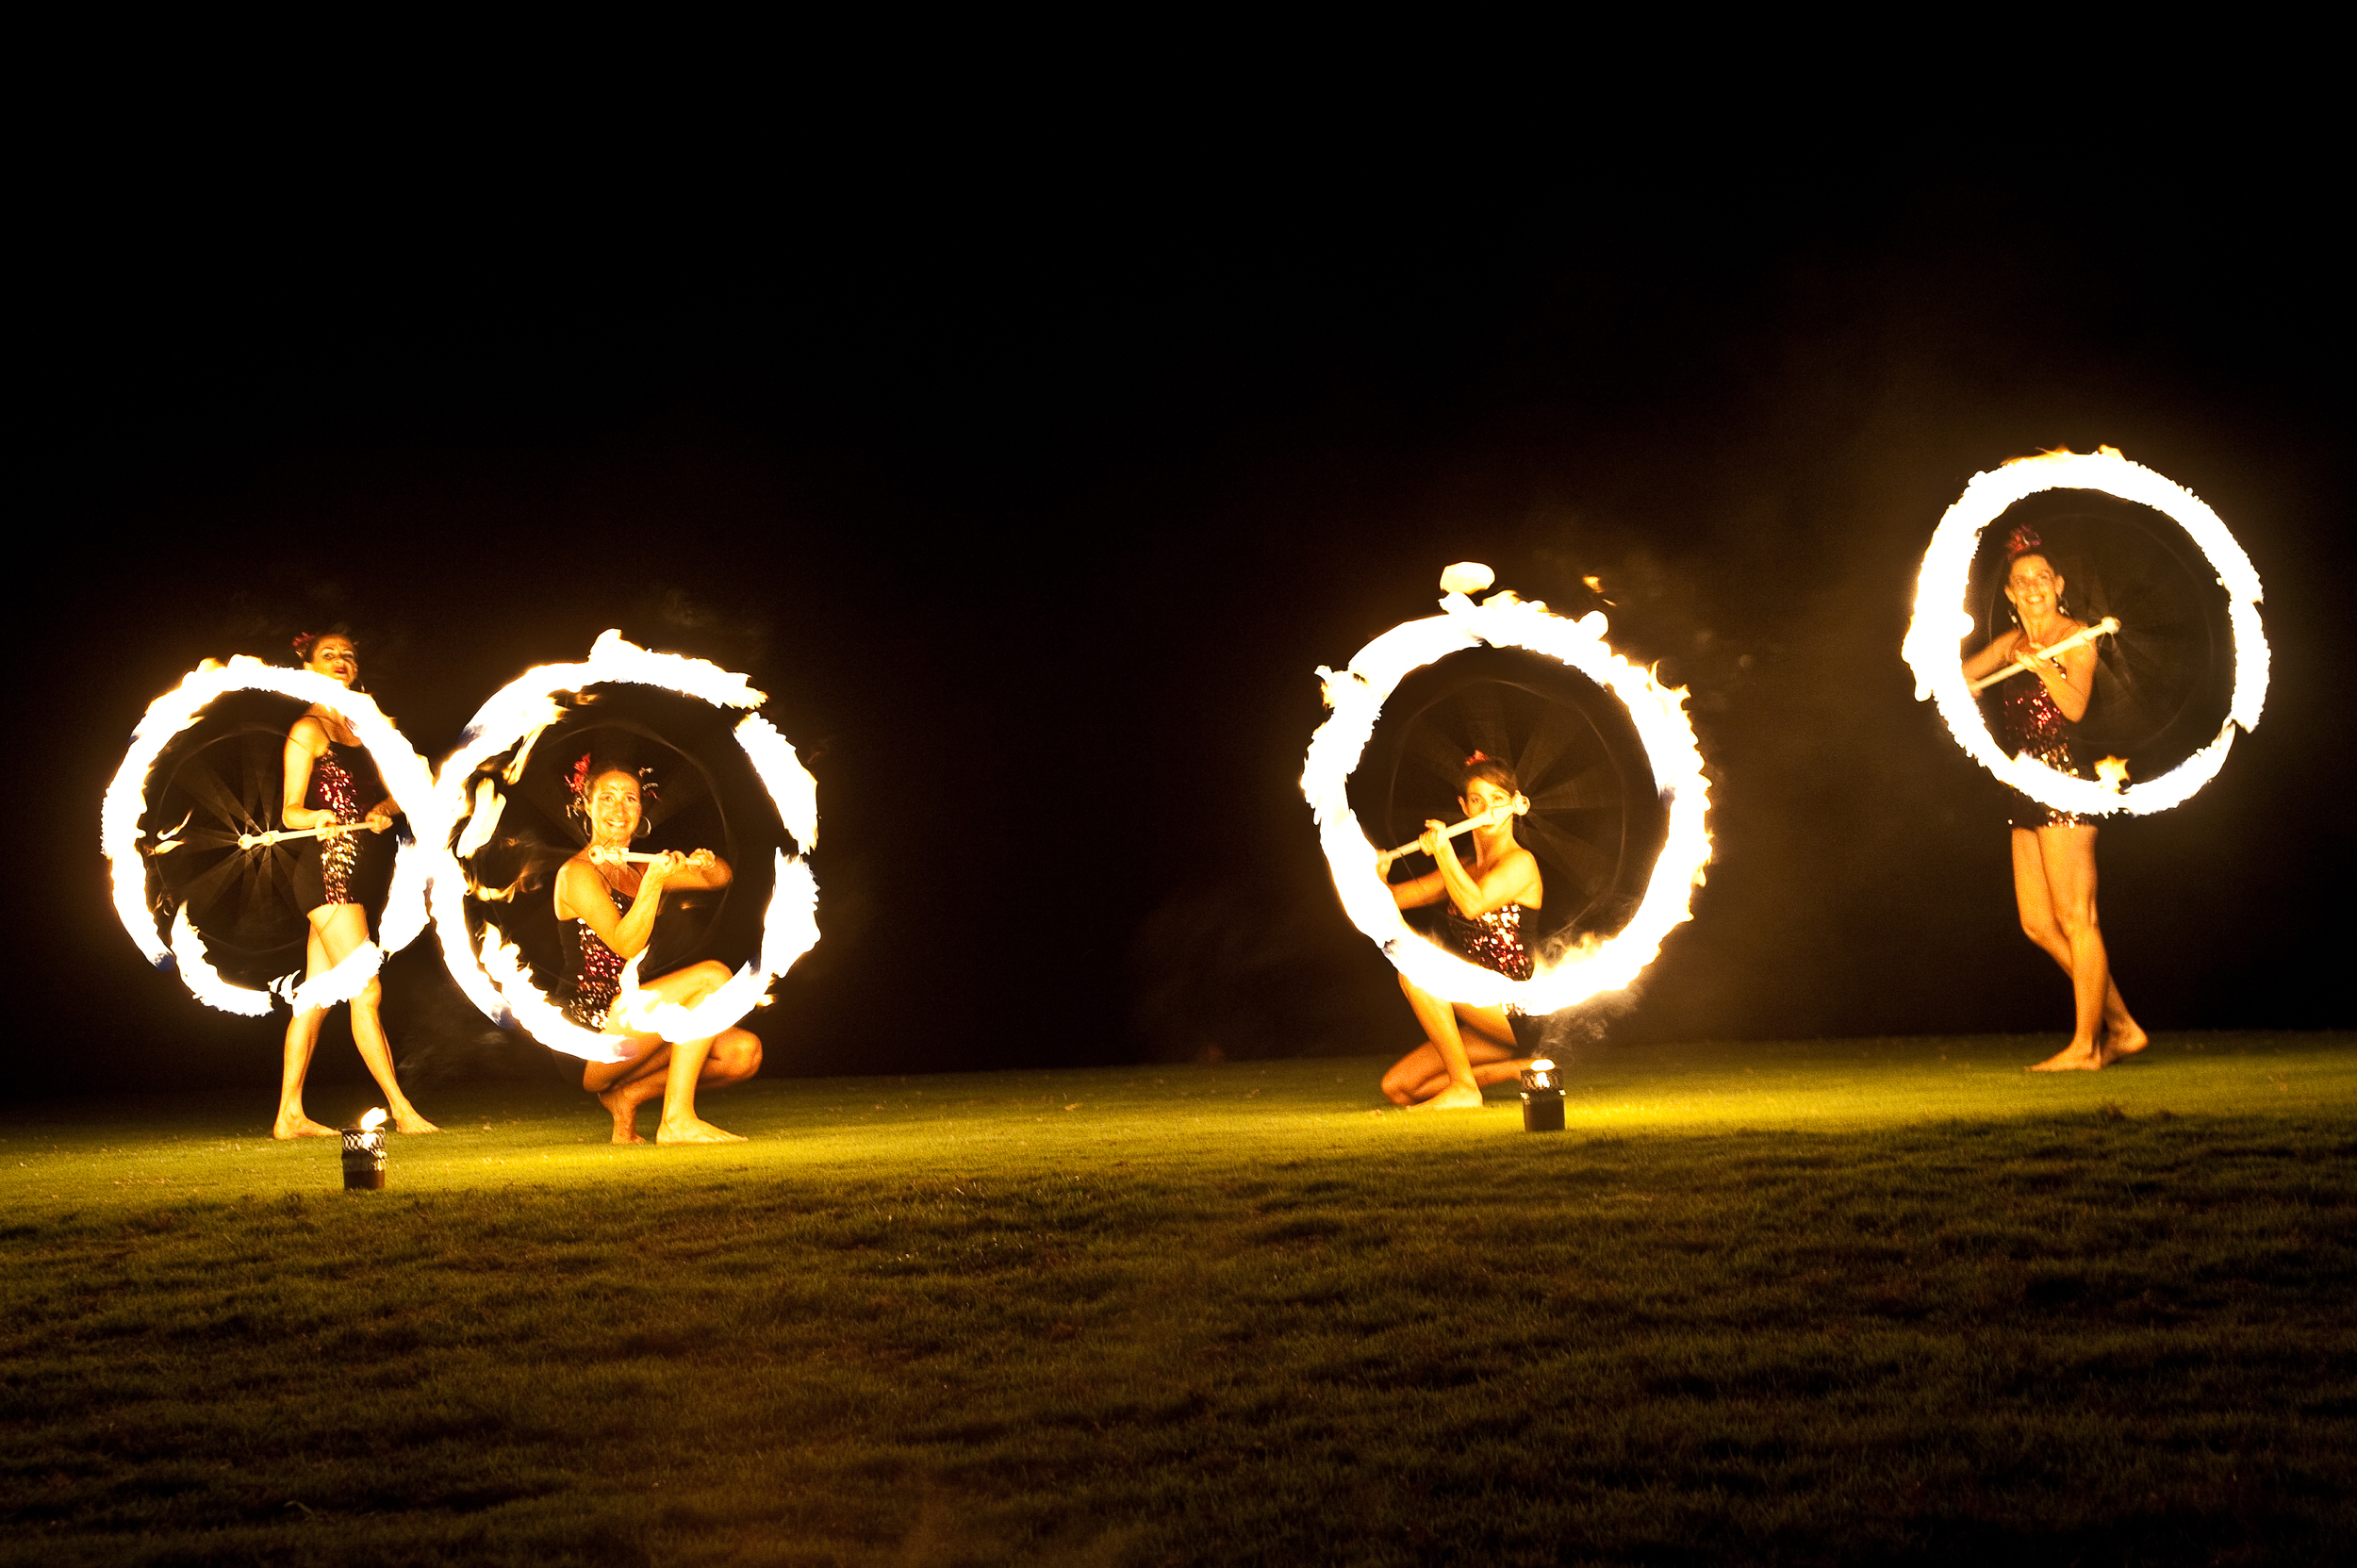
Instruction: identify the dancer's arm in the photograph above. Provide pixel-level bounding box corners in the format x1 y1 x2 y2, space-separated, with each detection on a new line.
282 718 332 831
1392 821 1539 919
2027 636 2095 722
1961 631 2022 684
559 854 678 961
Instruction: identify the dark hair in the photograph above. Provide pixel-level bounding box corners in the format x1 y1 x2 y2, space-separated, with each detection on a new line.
565 754 656 840
289 625 357 665
1459 751 1519 796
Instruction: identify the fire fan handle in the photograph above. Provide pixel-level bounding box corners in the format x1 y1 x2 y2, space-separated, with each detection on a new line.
236 820 391 850
1966 617 2120 695
1375 799 1530 871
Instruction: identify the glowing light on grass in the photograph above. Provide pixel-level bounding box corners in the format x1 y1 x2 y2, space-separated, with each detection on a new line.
426 631 819 1063
102 658 434 1012
1303 579 1711 1013
1903 447 2267 816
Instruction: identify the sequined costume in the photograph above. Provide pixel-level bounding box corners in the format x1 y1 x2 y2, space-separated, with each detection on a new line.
1998 666 2090 830
288 739 394 914
1446 903 1536 982
557 883 635 1030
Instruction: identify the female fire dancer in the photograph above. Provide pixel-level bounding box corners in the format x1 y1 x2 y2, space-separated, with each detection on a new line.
1962 526 2149 1071
275 631 438 1138
1379 753 1544 1109
554 758 761 1144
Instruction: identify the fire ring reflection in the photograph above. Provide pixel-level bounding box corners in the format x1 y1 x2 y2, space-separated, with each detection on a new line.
421 631 819 1063
1902 448 2268 816
100 660 436 1015
1302 586 1712 1014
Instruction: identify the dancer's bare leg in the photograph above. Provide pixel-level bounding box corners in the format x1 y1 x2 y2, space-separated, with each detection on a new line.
274 924 337 1138
1383 1004 1527 1105
585 1039 671 1144
588 962 763 1143
2011 830 2143 1068
2018 826 2135 1071
312 904 438 1131
1391 977 1503 1109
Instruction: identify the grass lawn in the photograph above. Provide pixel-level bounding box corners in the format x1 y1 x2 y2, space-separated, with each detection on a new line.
4 1032 2353 1566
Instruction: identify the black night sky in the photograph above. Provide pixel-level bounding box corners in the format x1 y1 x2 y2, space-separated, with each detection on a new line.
17 157 2349 1100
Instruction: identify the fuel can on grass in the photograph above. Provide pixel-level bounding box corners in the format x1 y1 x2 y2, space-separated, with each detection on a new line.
341 1127 387 1190
1520 1058 1565 1133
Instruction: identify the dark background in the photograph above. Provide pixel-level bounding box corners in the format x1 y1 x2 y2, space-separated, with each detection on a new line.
15 151 2349 1099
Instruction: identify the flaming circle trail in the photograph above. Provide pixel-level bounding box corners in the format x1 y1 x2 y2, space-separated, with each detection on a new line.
1303 580 1712 1013
1903 448 2268 816
101 660 435 1015
424 631 819 1063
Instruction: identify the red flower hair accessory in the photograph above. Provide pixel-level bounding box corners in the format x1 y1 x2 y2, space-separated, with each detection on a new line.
2004 523 2045 560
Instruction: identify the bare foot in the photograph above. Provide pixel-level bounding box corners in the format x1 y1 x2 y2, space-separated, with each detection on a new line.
598 1088 647 1145
1409 1082 1488 1110
392 1109 440 1134
272 1113 338 1139
2029 1042 2105 1072
2102 1024 2151 1064
656 1116 747 1145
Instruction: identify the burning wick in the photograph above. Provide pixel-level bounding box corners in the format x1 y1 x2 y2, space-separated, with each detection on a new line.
342 1108 389 1191
2096 756 2130 792
1519 1057 1565 1132
1374 797 1531 872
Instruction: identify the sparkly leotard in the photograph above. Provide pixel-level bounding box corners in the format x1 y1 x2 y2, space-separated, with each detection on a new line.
558 883 635 1029
289 738 392 913
1998 666 2090 830
1446 904 1536 982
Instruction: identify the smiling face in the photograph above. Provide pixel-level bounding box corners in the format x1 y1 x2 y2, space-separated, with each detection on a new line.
584 770 643 847
2003 553 2066 625
305 635 359 687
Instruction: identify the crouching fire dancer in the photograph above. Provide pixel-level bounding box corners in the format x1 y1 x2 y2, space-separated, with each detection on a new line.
555 758 761 1142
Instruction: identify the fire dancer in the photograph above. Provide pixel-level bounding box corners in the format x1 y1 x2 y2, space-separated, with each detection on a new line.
1962 527 2149 1071
555 759 760 1143
274 632 438 1138
1379 753 1543 1109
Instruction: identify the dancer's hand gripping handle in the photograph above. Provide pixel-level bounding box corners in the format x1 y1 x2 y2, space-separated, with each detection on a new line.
1375 797 1528 872
1968 618 2119 694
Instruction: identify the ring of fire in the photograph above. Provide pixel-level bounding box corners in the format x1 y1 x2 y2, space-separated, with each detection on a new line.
99 660 436 1016
1902 448 2268 816
1303 589 1712 1013
423 631 819 1063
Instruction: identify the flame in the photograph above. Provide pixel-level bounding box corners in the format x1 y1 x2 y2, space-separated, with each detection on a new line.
1902 447 2267 817
2096 755 2130 791
453 776 507 858
359 1107 387 1131
1302 585 1713 1013
103 657 435 1011
423 633 820 1061
168 907 272 1016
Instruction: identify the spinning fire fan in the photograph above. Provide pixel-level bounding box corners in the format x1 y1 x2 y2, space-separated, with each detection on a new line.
1903 448 2268 816
100 660 433 1015
1304 566 1712 1014
425 632 819 1063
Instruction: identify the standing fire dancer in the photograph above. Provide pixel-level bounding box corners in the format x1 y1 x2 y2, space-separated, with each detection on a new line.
1379 753 1544 1108
555 759 760 1144
275 631 438 1138
1962 526 2149 1071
